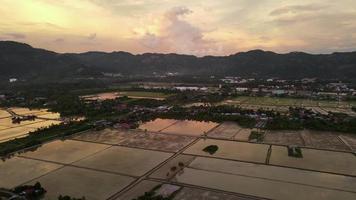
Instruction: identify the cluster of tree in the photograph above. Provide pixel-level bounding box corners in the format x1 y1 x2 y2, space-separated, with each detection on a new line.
153 105 256 128
13 182 46 199
265 117 304 130
203 145 219 155
265 115 356 133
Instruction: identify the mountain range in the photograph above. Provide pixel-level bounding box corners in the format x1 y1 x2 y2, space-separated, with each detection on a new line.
1 41 356 80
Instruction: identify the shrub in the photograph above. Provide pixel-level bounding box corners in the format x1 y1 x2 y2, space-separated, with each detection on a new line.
287 146 303 158
202 145 219 155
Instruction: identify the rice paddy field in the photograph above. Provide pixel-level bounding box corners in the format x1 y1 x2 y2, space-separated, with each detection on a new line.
81 91 172 101
264 130 355 151
2 120 356 199
0 108 62 142
138 118 219 136
222 96 356 115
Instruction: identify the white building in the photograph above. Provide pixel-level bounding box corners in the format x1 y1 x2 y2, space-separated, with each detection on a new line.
236 87 248 92
9 78 17 83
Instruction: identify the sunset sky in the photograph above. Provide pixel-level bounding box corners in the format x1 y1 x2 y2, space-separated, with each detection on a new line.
1 0 356 56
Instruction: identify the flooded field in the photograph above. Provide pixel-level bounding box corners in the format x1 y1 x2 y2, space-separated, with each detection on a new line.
117 91 170 100
207 122 241 139
73 128 138 145
188 157 356 193
117 179 252 200
30 166 134 200
233 128 252 141
0 110 10 119
150 155 196 180
24 120 62 129
0 107 62 142
0 126 36 142
0 157 62 188
138 119 218 136
116 180 162 200
173 186 254 200
81 92 120 101
119 131 195 152
300 130 350 151
160 120 218 136
10 108 47 115
184 139 269 163
174 168 356 200
263 130 351 151
339 134 356 150
138 118 177 132
222 97 356 116
2 126 356 199
81 91 170 101
0 118 45 128
73 146 172 176
264 131 305 146
270 146 356 176
21 140 110 164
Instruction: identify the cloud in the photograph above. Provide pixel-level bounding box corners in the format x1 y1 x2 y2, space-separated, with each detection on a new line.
54 38 64 43
87 33 97 40
137 6 222 55
2 32 26 39
267 4 356 53
270 4 327 16
2 0 356 55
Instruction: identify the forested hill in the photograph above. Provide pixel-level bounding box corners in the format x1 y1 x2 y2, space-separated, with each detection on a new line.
1 41 356 79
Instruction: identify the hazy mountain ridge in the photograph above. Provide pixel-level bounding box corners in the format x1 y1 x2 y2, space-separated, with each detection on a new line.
1 41 356 79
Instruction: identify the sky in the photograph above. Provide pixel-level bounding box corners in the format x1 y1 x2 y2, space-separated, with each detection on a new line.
1 0 356 56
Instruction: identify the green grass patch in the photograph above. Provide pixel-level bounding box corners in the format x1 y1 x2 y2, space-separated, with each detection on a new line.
202 145 219 155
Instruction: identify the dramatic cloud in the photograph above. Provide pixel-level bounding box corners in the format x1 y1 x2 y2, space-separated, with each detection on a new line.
0 0 355 55
137 6 222 55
